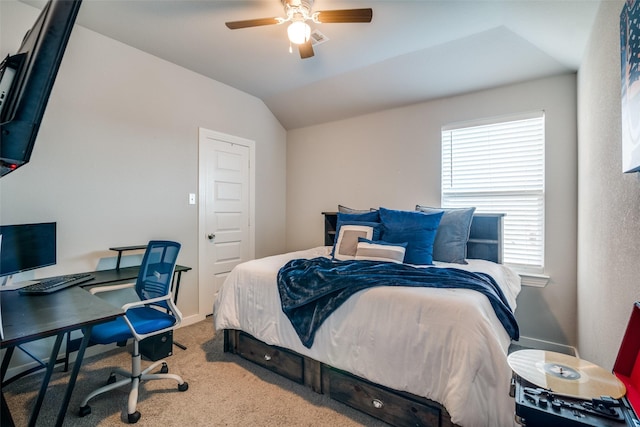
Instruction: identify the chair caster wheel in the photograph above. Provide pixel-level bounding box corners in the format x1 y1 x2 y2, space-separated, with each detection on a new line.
128 411 141 423
160 362 168 374
79 405 91 417
178 381 189 392
107 373 117 385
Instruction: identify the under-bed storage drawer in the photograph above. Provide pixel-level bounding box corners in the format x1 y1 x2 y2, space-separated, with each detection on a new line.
324 366 447 427
236 332 304 384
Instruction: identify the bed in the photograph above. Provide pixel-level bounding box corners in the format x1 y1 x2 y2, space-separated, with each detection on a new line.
214 208 521 427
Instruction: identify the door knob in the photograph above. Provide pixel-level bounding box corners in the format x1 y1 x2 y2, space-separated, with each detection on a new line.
207 233 216 241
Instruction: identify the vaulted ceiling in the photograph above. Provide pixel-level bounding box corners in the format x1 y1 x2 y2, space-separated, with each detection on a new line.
26 0 603 129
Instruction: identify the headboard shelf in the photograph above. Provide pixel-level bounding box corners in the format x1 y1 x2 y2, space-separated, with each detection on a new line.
322 211 504 264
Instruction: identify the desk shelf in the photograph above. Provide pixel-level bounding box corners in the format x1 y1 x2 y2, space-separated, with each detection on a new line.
109 245 147 270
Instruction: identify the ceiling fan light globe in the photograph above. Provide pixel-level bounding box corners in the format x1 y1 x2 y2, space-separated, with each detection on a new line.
287 21 311 45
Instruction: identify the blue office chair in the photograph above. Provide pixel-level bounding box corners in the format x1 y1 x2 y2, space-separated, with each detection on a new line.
79 240 188 423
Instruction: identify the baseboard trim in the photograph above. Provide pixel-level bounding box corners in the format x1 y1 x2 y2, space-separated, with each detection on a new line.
181 313 206 327
515 335 579 357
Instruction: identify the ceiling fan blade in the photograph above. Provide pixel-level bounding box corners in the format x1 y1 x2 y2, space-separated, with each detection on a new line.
298 40 314 59
225 17 279 29
315 8 373 24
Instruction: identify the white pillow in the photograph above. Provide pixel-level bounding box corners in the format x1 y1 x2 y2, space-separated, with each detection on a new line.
333 225 375 260
355 240 407 264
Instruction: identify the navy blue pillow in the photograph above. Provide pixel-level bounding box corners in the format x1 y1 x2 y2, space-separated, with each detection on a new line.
379 207 443 265
337 210 380 223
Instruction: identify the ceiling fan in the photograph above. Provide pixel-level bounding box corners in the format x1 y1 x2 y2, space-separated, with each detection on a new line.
225 0 373 59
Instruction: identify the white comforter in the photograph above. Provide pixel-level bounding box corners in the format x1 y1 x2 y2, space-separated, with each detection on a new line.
214 247 521 427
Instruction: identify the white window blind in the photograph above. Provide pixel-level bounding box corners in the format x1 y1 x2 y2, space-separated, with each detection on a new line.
441 112 545 270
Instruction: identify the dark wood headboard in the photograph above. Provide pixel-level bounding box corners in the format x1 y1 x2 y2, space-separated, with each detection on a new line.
321 212 504 264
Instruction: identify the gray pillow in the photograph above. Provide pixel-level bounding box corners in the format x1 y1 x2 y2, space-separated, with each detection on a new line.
415 205 476 264
338 205 377 214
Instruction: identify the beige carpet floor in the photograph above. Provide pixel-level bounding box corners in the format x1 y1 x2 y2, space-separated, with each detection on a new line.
3 319 388 426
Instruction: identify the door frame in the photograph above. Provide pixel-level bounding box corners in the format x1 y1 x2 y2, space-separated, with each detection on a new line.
198 127 255 317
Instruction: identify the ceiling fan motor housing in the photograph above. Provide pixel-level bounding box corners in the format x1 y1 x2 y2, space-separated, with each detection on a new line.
282 0 314 21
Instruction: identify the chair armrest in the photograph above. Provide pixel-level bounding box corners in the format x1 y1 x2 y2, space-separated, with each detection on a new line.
120 293 183 342
121 294 170 311
89 282 135 295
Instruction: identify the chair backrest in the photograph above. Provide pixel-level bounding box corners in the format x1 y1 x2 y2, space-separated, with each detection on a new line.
135 240 181 303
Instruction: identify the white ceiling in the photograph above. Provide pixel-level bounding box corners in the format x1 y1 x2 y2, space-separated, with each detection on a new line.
27 0 602 129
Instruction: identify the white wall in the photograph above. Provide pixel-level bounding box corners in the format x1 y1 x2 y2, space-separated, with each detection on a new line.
577 0 640 369
287 74 578 346
7 0 633 372
0 0 287 324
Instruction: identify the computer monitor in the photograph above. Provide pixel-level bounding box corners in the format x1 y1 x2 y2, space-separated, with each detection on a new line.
0 222 57 280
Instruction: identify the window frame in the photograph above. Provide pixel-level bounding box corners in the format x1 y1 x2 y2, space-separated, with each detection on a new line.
441 111 546 276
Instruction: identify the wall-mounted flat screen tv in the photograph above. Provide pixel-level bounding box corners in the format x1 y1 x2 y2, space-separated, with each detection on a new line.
0 0 82 177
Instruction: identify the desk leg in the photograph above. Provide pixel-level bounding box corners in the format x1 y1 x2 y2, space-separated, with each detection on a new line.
1 346 16 427
171 271 187 351
54 325 93 427
29 333 64 427
1 346 15 383
172 271 182 304
1 391 16 427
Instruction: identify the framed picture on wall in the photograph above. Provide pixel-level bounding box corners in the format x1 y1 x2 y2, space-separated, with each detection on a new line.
621 0 640 173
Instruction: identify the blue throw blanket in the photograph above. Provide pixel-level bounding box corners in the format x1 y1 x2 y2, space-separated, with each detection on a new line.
277 257 519 348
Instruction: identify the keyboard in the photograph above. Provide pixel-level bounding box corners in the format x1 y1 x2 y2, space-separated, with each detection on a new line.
19 273 95 295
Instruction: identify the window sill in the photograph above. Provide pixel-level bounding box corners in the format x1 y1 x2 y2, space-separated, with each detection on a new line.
519 272 550 288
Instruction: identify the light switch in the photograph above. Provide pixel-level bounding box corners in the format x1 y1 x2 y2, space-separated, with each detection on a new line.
188 193 196 205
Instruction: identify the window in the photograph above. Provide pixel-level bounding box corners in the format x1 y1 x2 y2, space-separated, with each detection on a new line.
441 112 545 272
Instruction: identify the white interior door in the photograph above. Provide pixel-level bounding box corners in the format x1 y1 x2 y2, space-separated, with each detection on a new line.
199 128 255 316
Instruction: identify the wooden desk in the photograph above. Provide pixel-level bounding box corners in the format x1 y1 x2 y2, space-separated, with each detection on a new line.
1 264 191 364
0 265 191 380
66 264 192 358
1 287 123 427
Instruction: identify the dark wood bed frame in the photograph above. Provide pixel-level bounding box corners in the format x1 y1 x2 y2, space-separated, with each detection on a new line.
223 213 505 427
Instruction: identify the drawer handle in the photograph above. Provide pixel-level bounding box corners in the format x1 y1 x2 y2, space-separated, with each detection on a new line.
264 354 272 361
371 399 384 409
